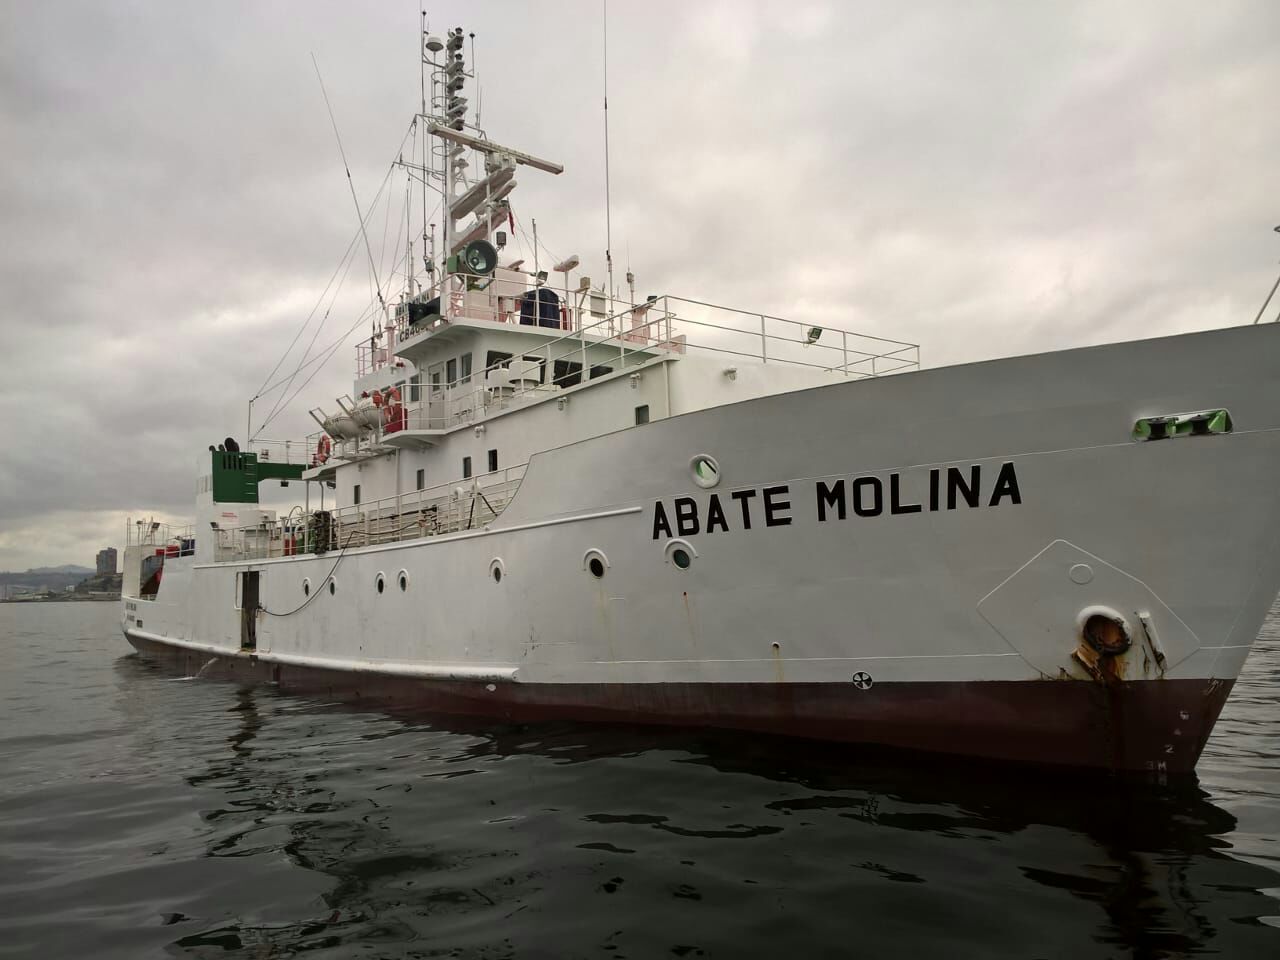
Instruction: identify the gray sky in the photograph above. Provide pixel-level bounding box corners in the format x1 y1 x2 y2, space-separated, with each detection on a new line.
1 0 1278 571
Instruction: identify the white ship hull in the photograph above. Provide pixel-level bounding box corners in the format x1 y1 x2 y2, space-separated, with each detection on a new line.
123 324 1280 773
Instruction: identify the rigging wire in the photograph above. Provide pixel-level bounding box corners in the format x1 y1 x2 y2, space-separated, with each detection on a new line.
256 301 377 400
255 243 364 434
313 53 388 316
255 322 367 436
249 225 360 404
254 296 382 435
253 195 440 429
249 121 417 439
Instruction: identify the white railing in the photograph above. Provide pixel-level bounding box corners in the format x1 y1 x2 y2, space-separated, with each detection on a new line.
126 517 195 554
243 438 313 465
212 463 528 563
337 291 921 452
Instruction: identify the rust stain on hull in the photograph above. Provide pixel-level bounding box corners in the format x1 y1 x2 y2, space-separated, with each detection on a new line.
126 633 1232 775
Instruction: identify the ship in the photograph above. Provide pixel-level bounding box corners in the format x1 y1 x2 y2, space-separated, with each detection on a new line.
121 23 1280 775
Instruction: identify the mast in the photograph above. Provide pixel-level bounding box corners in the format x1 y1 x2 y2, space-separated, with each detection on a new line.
416 25 562 311
603 1 614 303
420 9 430 286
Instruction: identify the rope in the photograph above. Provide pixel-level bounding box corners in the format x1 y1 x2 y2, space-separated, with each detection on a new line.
259 527 358 618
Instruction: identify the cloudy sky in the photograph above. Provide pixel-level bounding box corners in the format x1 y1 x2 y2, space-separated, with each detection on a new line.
1 0 1278 571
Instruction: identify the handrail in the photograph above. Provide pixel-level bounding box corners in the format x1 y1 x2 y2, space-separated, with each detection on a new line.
211 463 529 563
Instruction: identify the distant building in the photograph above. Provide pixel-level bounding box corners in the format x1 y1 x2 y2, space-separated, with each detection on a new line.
96 547 118 576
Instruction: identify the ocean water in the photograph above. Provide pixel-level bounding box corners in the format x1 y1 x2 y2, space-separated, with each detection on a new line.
0 603 1277 959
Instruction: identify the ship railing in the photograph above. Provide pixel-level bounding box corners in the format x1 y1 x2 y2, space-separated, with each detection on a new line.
211 463 528 563
241 438 312 465
126 517 195 551
340 295 919 443
657 295 919 378
361 273 646 373
361 269 920 382
473 295 919 406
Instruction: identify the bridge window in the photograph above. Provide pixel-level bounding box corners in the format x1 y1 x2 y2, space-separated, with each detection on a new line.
486 350 513 371
416 468 425 491
590 365 613 380
488 449 498 472
460 353 473 383
463 456 472 479
553 359 583 387
446 357 457 385
409 373 421 402
353 484 361 506
635 405 650 425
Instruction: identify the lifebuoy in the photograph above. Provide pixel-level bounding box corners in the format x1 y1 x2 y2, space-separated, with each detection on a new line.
315 435 331 464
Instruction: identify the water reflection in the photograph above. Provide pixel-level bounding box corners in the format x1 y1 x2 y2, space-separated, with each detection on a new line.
144 678 1280 959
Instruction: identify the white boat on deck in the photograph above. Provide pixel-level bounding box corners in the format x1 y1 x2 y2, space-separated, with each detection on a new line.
121 23 1280 775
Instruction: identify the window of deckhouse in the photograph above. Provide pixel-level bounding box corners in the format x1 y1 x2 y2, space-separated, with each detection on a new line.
488 449 498 472
463 456 472 479
353 484 361 506
446 358 457 385
553 359 583 388
486 351 513 371
460 353 472 383
409 373 421 402
416 468 424 491
590 365 613 380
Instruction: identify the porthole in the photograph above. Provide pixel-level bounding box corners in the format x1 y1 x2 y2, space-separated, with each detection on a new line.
489 558 506 584
328 579 336 596
376 573 385 594
583 548 610 579
302 578 310 596
398 570 409 592
493 567 503 583
663 538 698 570
690 454 721 489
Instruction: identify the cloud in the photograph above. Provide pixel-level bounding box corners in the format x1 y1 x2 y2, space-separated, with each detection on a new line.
1 0 1278 569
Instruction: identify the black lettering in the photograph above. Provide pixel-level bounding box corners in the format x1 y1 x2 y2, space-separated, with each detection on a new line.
706 494 729 533
816 479 846 521
652 501 673 540
946 465 981 509
730 489 757 530
763 485 792 527
989 461 1022 506
852 477 883 517
890 473 922 514
928 468 940 511
674 497 700 536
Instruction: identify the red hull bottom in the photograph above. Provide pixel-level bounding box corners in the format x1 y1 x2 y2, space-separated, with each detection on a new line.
125 633 1232 775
